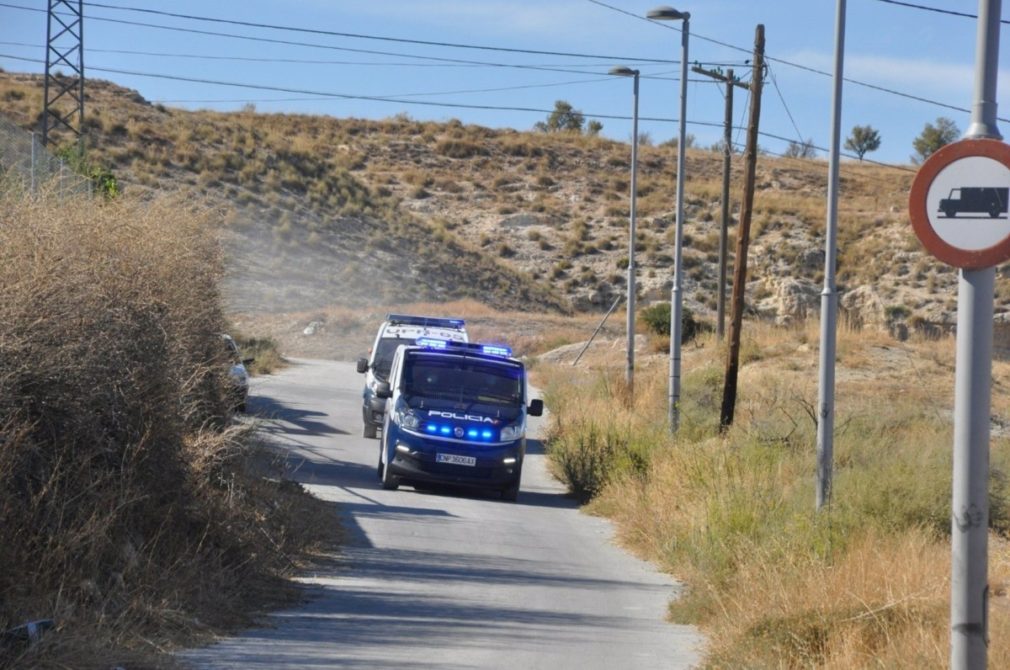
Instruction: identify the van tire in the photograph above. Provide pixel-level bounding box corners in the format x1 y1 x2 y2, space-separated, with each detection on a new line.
381 465 400 491
501 480 520 502
380 449 399 490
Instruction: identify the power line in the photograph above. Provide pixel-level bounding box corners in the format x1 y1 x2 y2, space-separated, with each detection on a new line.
0 43 629 99
0 2 955 169
9 0 1000 123
584 0 1010 124
735 85 750 148
0 40 727 85
872 0 1010 24
0 2 666 78
0 42 699 88
730 139 916 174
752 130 917 172
0 52 712 125
0 52 914 172
767 63 805 145
80 0 678 64
0 41 673 69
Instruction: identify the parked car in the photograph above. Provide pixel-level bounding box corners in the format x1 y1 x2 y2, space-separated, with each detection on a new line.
222 334 254 412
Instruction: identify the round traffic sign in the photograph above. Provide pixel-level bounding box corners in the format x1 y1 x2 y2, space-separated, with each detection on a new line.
909 138 1010 268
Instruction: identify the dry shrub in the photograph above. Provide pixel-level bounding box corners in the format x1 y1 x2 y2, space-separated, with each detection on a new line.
0 188 328 667
544 322 1010 667
704 528 951 668
435 138 487 159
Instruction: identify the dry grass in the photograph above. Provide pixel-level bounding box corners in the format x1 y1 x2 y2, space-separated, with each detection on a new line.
0 187 333 668
539 321 1010 667
3 70 973 323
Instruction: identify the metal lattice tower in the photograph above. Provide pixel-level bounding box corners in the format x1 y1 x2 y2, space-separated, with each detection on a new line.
41 0 84 148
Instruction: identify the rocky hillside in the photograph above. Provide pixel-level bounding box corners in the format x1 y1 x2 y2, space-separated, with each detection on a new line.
3 71 1003 333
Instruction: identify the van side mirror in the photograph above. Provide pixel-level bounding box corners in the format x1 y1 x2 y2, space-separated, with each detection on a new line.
356 357 369 374
375 382 392 399
528 398 544 417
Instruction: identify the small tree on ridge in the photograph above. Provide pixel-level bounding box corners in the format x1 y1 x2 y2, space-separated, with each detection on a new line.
912 117 960 164
534 100 585 133
844 125 881 161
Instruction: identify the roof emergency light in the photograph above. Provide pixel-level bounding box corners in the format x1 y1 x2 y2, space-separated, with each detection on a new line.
481 344 512 357
388 314 466 329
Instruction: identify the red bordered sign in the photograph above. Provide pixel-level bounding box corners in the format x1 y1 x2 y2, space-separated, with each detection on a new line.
909 138 1010 269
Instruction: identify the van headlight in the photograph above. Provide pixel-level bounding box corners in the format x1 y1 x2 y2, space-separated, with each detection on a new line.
393 407 419 430
499 423 524 441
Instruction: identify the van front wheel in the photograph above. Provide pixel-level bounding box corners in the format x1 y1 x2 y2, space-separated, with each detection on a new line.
501 480 520 502
380 450 399 491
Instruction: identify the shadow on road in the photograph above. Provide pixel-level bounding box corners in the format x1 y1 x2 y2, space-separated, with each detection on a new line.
399 480 578 510
284 456 377 490
188 570 630 668
190 545 648 668
332 545 646 590
248 395 349 436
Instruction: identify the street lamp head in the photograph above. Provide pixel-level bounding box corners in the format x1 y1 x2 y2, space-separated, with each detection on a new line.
608 66 640 77
647 5 690 21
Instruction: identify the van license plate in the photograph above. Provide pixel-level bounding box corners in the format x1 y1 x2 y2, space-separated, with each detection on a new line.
437 453 476 467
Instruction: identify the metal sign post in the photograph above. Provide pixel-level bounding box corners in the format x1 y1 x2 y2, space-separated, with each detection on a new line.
911 141 1010 670
815 0 846 512
907 4 1004 666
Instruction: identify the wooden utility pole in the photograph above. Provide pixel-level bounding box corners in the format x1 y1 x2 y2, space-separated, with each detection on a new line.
720 24 765 429
691 65 748 339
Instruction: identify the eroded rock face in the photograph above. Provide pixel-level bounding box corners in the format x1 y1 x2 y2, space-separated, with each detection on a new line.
757 277 819 325
840 285 886 329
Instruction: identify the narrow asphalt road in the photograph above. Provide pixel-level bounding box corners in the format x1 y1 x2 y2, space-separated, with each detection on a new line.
181 358 702 669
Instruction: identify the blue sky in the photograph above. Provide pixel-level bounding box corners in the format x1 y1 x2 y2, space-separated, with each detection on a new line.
1 0 1007 165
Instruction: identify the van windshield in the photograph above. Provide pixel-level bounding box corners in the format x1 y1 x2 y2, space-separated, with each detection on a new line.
372 337 410 379
403 354 522 407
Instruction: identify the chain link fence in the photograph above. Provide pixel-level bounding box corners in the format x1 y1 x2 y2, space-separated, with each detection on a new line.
0 115 91 197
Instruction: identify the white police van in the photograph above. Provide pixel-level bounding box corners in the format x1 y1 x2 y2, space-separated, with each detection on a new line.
356 314 467 438
373 338 543 502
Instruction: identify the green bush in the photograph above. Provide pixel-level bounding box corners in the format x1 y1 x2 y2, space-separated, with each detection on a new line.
546 420 653 502
639 301 703 342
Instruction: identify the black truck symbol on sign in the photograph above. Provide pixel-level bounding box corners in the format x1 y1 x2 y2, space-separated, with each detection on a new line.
938 187 1009 219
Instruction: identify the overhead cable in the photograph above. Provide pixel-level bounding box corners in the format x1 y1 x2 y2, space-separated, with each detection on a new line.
584 0 1010 124
0 52 914 171
872 0 1010 24
80 0 678 63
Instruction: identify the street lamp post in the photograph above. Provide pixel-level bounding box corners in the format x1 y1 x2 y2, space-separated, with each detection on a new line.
647 5 691 432
610 66 641 400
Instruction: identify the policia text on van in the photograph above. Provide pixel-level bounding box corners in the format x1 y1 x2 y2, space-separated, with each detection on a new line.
374 338 542 502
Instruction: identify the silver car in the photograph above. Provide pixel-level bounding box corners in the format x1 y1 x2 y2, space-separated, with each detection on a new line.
222 334 253 412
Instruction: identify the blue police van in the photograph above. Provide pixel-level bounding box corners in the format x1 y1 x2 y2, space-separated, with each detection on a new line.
373 338 543 502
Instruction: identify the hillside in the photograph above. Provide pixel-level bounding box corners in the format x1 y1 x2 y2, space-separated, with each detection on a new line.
2 71 1003 335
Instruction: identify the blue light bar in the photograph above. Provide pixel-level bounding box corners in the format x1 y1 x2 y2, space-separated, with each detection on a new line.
440 426 452 435
481 430 493 439
417 337 448 349
481 344 512 357
467 429 478 438
426 424 438 433
387 314 466 330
